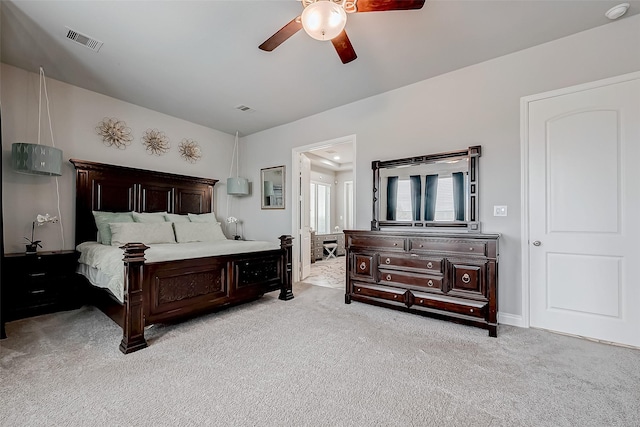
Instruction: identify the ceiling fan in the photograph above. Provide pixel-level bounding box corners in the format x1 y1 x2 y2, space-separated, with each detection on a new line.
259 0 426 64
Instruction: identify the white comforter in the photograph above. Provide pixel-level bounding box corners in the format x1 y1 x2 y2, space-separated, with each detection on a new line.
77 240 281 302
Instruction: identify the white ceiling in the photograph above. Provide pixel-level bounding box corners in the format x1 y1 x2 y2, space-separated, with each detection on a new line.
306 141 354 171
2 1 638 137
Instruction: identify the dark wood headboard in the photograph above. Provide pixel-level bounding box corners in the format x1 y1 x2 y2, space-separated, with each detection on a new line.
71 159 218 246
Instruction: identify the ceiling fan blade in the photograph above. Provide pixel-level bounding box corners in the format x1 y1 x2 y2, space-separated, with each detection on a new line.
331 30 357 64
354 0 425 13
259 17 303 52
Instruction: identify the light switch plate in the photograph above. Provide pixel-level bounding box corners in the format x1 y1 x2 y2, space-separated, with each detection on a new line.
494 205 507 217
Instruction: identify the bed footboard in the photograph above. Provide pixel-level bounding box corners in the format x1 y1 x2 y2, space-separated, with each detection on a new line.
119 235 294 354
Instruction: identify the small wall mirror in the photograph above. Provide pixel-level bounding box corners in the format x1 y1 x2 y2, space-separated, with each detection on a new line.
372 146 481 231
261 165 285 209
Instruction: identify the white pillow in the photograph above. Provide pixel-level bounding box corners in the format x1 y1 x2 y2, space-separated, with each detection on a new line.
173 222 227 243
164 213 190 223
188 212 217 223
109 222 176 246
133 211 168 223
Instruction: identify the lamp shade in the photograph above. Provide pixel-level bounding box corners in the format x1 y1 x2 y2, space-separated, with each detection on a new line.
12 143 63 176
264 180 275 197
227 177 249 195
301 0 347 41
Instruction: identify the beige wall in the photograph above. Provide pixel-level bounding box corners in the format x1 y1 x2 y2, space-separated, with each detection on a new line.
236 15 640 321
1 63 235 253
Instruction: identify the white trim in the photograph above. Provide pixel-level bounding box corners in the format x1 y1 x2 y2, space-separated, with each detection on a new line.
519 71 640 329
291 135 357 282
498 312 525 328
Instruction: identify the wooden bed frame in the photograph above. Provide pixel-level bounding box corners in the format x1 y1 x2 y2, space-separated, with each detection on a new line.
71 159 293 354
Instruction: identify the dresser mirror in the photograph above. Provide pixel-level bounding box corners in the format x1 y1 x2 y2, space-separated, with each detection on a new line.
372 146 480 231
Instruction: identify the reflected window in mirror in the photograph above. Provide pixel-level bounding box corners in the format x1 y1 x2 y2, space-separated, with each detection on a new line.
384 172 468 222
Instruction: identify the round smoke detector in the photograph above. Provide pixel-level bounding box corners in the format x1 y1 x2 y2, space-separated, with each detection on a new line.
605 3 630 20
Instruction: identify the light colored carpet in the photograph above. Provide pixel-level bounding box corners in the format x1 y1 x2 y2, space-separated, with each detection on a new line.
1 282 639 426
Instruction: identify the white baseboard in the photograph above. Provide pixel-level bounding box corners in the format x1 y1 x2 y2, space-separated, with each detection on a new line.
498 312 526 328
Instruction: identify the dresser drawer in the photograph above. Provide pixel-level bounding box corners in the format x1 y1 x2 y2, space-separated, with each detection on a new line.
352 283 406 304
378 269 443 291
349 235 404 250
409 238 487 255
448 260 488 300
412 291 486 318
378 253 443 273
351 253 375 280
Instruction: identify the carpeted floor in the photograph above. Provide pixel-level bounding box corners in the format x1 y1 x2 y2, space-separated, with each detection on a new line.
1 282 639 426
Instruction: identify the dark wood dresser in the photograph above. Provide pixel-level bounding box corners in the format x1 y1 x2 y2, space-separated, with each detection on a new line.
344 230 499 336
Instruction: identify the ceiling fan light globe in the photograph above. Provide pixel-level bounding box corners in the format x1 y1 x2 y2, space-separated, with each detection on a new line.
301 1 347 41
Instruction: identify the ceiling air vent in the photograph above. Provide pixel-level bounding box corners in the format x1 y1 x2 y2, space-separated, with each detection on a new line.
235 105 253 112
65 27 103 52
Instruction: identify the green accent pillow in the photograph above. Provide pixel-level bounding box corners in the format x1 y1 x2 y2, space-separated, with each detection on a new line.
133 211 168 223
164 213 191 223
188 212 218 223
92 211 134 245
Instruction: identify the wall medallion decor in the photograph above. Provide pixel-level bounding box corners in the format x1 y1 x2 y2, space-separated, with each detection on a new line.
95 117 133 149
178 139 201 163
141 129 170 156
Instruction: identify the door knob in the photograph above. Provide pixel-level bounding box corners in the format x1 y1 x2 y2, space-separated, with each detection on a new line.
532 240 541 246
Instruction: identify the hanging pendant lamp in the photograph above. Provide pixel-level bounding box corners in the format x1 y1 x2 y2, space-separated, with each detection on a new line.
12 67 63 176
227 131 249 195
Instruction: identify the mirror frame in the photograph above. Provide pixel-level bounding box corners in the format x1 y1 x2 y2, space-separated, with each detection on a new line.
371 146 481 231
261 165 285 210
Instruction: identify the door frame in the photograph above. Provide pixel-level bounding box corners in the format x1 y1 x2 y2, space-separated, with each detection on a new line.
519 71 640 329
291 134 357 283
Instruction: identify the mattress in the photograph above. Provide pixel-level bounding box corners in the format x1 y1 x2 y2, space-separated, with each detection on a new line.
76 240 281 302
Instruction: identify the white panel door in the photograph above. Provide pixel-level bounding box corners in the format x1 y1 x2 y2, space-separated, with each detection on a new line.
528 76 640 347
300 154 311 280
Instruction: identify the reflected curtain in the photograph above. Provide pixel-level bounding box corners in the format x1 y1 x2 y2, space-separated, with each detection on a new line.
424 174 438 221
386 176 398 220
409 175 421 221
452 172 465 221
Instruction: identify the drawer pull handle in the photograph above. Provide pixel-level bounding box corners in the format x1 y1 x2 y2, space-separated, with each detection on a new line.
470 309 474 313
28 272 46 277
394 295 397 299
427 280 434 287
357 288 361 292
386 274 392 281
30 289 46 294
393 243 398 246
469 247 474 251
426 262 433 269
420 299 424 304
359 262 367 271
419 244 424 248
385 258 391 265
462 273 471 284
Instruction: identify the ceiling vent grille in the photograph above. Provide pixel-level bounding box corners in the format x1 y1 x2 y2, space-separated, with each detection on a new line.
235 105 253 112
65 27 103 52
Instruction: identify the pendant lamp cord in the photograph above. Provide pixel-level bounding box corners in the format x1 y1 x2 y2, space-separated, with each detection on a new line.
225 131 240 236
38 67 65 249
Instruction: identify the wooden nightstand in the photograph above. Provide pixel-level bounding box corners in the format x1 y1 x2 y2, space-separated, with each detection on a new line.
1 250 83 325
